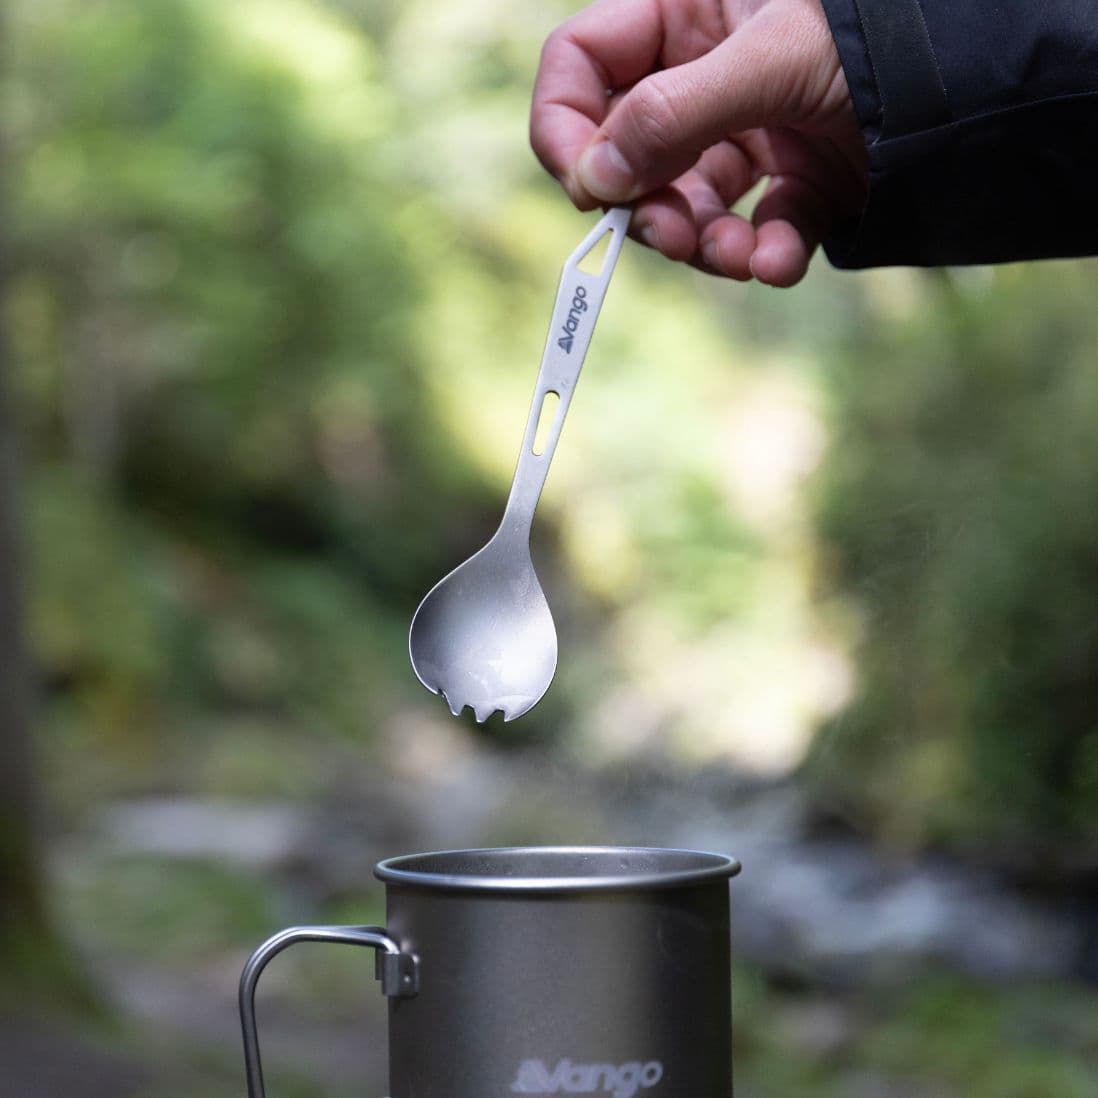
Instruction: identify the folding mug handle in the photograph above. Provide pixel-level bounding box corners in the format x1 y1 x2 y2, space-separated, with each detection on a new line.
239 924 420 1098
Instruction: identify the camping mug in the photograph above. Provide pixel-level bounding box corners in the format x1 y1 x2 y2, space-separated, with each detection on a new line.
240 845 741 1098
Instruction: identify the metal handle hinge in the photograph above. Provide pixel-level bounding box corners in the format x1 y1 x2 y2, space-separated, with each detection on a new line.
377 949 420 998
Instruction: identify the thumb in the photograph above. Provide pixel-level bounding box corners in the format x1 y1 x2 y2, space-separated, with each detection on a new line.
573 15 820 203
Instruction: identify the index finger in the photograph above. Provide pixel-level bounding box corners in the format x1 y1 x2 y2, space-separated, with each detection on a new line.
530 0 664 206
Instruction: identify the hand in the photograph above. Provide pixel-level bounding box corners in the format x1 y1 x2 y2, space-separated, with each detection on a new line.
530 0 867 286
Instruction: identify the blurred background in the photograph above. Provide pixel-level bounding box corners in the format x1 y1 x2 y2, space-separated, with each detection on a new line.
2 0 1097 1095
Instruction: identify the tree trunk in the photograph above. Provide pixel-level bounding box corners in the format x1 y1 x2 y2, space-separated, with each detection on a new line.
0 318 53 996
0 145 55 995
0 17 89 1006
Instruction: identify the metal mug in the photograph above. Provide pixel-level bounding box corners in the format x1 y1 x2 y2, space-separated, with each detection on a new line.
240 845 741 1098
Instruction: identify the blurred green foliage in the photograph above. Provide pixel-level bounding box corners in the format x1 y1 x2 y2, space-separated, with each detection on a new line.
811 266 1098 870
6 0 1098 866
7 0 502 795
5 0 1098 1093
6 0 835 796
733 965 1098 1097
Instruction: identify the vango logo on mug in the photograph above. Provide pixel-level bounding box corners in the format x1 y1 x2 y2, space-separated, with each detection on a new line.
511 1058 664 1098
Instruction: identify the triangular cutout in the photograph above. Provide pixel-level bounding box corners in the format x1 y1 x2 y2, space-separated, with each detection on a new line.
577 228 612 276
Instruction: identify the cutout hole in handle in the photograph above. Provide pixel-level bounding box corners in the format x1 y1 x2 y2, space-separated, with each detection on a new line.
532 390 560 456
576 228 613 276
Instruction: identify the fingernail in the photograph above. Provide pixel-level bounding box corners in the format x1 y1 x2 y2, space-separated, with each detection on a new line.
637 221 661 251
576 139 635 201
702 242 721 270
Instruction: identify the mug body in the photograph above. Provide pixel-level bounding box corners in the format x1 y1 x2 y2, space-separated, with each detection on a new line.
376 846 739 1098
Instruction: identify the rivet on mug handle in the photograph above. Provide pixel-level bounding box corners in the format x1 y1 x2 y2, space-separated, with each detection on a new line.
239 924 419 1098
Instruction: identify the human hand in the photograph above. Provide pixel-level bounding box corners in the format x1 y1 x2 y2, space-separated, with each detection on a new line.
530 0 867 286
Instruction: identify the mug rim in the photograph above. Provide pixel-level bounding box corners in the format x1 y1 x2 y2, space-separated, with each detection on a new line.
374 845 741 893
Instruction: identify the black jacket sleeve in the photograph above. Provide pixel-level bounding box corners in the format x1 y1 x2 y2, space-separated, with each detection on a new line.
818 0 1098 268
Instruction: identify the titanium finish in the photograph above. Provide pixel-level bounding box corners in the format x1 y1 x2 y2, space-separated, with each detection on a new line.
240 845 741 1098
407 207 631 723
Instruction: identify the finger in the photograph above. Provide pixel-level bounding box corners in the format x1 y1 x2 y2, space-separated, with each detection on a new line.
628 188 697 261
574 11 825 204
628 138 760 271
692 140 761 206
691 211 757 280
628 138 764 273
676 143 759 279
740 127 864 211
696 208 758 281
749 174 832 287
751 219 812 287
530 0 664 208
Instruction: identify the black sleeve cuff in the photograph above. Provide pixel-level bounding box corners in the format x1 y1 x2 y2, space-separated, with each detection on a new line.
818 0 1098 269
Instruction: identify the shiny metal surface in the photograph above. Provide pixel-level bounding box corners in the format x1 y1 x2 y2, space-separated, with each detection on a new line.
375 845 742 892
239 925 418 1098
239 845 740 1098
408 207 631 722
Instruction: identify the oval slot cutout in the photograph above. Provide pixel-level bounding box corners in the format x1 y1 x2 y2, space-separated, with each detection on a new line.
532 390 560 456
